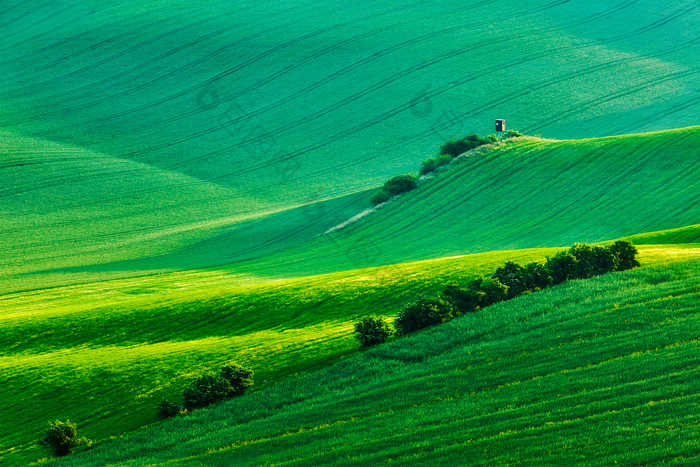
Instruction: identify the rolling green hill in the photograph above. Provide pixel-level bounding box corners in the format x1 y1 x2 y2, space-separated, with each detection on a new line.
1 0 700 293
1 242 697 465
2 1 700 464
225 127 700 279
10 126 700 294
52 255 700 466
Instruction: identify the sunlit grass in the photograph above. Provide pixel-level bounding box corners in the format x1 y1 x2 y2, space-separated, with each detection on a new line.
52 256 700 466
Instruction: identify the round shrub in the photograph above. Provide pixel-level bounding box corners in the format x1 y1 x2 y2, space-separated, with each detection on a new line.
492 261 529 299
442 284 484 314
439 134 488 157
545 251 579 284
609 240 640 271
568 243 598 279
592 245 617 275
419 154 453 176
354 315 393 347
370 189 391 205
523 261 552 291
183 374 234 410
157 399 183 419
220 363 254 396
475 277 508 306
394 295 455 336
383 174 418 196
39 420 89 457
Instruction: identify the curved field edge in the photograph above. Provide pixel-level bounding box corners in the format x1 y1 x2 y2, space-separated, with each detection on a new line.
0 243 696 465
2 0 698 212
624 223 700 245
231 126 700 280
54 256 700 466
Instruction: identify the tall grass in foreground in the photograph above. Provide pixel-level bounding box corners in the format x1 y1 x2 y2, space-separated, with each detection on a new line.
55 259 700 466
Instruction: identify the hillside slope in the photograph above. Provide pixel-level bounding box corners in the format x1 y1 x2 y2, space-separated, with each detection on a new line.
1 0 698 212
227 126 700 279
2 243 697 464
54 257 700 466
0 132 371 294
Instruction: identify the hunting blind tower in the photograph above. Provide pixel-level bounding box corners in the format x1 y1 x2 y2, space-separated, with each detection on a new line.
495 119 505 132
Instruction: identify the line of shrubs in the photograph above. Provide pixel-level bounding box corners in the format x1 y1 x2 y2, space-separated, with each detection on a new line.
39 363 256 458
158 362 254 419
354 240 640 345
370 131 524 205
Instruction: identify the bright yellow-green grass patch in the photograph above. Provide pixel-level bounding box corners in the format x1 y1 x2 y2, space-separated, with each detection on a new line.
52 254 700 466
1 243 697 464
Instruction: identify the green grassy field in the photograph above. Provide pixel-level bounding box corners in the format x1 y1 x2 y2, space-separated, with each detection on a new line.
50 255 700 466
7 126 700 294
2 1 700 465
2 0 700 293
1 242 697 465
226 127 700 279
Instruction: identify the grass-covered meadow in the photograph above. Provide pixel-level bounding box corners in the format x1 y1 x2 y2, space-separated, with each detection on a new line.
52 257 700 465
1 1 699 464
1 243 698 464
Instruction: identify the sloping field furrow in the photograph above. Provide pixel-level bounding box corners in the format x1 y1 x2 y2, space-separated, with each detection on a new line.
1 0 698 213
45 256 700 466
0 132 373 293
219 127 700 280
1 243 697 465
0 243 567 464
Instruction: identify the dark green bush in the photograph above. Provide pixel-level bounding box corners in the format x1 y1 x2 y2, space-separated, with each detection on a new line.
370 189 391 205
473 277 508 306
439 133 491 157
503 129 523 138
523 261 552 291
568 243 599 279
220 363 254 396
395 295 455 336
419 154 453 175
39 420 89 457
442 284 484 314
545 251 579 284
354 315 393 347
157 399 183 419
371 174 418 205
609 240 640 271
492 261 529 299
183 374 234 410
592 245 617 275
383 174 418 195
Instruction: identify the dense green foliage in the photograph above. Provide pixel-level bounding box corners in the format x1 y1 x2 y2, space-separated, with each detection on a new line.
53 259 700 466
39 420 88 458
439 133 496 157
371 174 418 205
183 375 234 411
610 240 642 271
220 363 255 396
182 363 253 410
492 261 530 298
419 154 453 176
156 400 183 420
354 315 393 347
545 251 580 285
394 295 455 336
